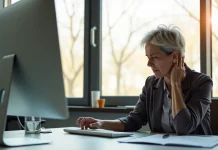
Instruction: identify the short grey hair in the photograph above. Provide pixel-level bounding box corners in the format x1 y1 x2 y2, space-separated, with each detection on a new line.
140 25 185 57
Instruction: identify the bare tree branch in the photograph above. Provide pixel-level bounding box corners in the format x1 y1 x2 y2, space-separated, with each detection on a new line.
106 2 118 65
63 72 68 81
110 1 135 29
65 15 75 72
174 0 199 22
132 14 167 33
109 31 118 65
62 55 73 72
122 47 137 63
213 33 218 40
71 63 84 84
103 0 137 41
58 21 71 30
61 0 76 72
119 32 133 62
69 16 83 71
62 1 83 72
104 0 172 94
74 18 84 40
63 0 70 15
120 14 166 64
105 0 143 65
213 0 218 9
60 0 84 95
174 0 218 40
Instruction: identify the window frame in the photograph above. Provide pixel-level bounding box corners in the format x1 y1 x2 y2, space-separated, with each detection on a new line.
200 0 218 100
200 0 212 77
68 0 103 106
94 0 218 104
4 0 218 107
67 0 91 106
4 0 10 7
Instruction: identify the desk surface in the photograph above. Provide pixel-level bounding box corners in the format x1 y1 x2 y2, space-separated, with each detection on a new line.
1 127 218 150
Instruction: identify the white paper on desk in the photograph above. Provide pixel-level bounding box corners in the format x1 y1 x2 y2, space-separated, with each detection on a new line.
119 134 218 148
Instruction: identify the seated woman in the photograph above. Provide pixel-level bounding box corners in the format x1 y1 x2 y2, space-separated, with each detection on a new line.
76 25 213 135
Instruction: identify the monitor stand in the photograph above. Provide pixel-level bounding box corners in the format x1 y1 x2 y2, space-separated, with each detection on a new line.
0 54 50 147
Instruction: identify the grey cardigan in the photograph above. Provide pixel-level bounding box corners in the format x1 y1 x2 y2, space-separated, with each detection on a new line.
119 65 213 135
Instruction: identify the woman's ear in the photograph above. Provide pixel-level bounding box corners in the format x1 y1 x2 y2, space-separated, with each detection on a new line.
172 50 180 59
171 50 179 64
173 59 177 63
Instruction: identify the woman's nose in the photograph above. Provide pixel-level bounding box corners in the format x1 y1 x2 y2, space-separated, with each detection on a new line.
147 58 152 67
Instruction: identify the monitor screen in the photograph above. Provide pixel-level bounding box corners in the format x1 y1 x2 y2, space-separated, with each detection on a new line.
0 0 69 120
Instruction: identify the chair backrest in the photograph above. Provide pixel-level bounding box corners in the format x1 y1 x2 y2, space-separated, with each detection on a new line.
210 100 218 135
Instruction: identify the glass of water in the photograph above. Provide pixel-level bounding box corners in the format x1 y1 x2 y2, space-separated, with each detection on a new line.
25 116 41 134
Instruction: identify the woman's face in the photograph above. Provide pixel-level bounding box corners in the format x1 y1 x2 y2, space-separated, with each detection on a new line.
145 42 176 78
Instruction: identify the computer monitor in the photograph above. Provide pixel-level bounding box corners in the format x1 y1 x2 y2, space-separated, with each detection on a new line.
0 0 69 146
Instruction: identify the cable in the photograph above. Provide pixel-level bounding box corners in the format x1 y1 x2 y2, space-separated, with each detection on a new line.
16 116 25 129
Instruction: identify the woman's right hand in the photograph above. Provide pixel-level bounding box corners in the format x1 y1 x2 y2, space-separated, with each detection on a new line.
76 117 102 130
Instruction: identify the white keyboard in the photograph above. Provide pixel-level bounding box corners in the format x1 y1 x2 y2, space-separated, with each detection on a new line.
64 128 133 138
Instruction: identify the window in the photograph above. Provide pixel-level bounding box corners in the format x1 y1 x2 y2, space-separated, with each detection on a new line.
55 0 84 98
4 0 217 106
5 0 85 98
11 0 19 3
212 0 218 97
4 0 19 7
102 0 200 97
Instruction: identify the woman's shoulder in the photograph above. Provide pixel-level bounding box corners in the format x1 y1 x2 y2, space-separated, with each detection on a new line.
186 69 213 86
188 69 212 80
145 75 158 83
145 75 163 87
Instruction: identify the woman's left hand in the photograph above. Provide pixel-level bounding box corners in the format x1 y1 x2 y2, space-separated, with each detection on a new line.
170 57 186 84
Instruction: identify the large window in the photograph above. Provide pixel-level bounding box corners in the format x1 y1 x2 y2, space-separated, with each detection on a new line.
55 0 84 98
8 0 85 98
102 0 200 96
11 0 19 3
212 0 218 97
4 0 217 106
4 0 19 7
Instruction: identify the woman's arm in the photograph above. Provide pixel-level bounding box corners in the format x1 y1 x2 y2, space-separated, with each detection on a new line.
77 77 151 132
170 57 187 118
118 77 152 131
170 57 212 135
172 77 212 135
99 120 125 131
171 82 186 118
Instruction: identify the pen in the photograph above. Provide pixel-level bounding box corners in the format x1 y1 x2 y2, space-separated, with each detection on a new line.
162 134 169 139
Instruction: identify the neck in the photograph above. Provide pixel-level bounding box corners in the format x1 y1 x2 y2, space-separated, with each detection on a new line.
164 76 171 90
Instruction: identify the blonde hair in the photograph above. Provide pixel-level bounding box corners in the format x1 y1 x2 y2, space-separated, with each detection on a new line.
140 25 185 56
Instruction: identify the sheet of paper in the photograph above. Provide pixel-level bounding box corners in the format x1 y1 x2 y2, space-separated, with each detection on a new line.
119 134 218 148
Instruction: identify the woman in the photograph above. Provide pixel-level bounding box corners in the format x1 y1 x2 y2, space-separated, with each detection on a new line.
76 25 213 135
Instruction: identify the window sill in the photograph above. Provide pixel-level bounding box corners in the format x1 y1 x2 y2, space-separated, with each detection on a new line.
68 106 133 113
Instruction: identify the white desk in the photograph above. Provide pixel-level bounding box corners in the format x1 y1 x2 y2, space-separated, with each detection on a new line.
1 128 218 150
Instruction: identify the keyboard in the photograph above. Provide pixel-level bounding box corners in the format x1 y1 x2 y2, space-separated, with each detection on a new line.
63 127 133 138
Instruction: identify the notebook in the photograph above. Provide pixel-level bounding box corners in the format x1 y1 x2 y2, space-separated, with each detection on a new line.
119 134 218 148
63 127 133 138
